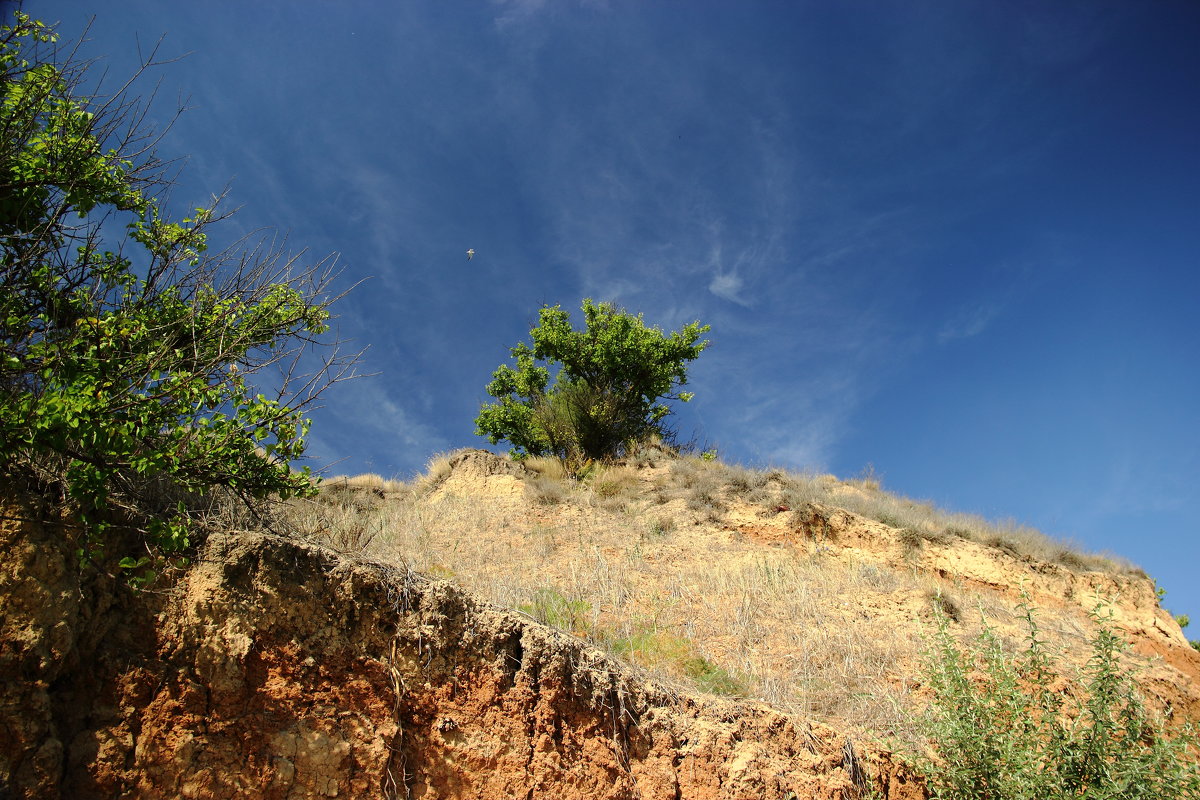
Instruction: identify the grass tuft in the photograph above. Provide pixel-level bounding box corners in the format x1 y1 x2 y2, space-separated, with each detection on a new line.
526 475 569 505
524 455 569 482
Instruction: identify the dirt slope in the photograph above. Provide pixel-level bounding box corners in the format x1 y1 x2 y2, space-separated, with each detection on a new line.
1 487 917 799
3 450 1198 799
389 451 1200 733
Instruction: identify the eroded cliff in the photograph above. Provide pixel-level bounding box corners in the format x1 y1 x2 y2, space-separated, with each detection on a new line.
1 488 917 799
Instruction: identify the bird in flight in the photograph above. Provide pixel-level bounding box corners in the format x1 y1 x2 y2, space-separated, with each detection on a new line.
466 249 475 261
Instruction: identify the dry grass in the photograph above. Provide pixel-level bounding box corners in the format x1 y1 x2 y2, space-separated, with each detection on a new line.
410 449 475 495
326 472 407 493
525 475 571 505
591 464 641 499
832 487 1134 574
690 461 1137 576
283 450 1147 745
523 455 569 482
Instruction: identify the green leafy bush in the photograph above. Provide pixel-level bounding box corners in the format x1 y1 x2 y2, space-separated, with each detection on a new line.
0 13 355 562
914 600 1200 799
475 299 708 470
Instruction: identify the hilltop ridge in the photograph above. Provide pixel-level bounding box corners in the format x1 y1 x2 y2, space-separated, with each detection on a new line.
2 448 1197 798
303 449 1200 737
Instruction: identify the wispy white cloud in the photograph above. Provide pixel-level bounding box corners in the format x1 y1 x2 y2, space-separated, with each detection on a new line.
165 3 960 483
491 0 549 30
762 419 841 472
938 302 1001 344
306 374 448 479
708 272 750 306
700 357 864 472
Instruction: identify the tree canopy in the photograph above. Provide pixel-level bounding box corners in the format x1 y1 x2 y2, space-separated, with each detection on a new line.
0 12 355 565
475 299 709 469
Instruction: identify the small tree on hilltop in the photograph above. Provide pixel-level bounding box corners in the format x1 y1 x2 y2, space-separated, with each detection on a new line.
475 298 709 470
0 13 358 567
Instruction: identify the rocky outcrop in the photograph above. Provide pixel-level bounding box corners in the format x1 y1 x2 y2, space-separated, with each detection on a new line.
1 490 920 799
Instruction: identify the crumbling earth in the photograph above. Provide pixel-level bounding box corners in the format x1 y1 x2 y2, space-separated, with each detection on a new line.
1 488 919 799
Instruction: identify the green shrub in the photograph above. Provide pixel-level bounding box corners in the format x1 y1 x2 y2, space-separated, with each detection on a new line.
913 601 1200 799
0 13 353 567
475 299 708 472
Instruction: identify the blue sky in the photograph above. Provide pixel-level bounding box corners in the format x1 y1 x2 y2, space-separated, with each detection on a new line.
28 2 1200 619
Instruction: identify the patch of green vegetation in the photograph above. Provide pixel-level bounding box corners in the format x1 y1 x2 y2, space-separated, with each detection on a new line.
601 623 747 697
426 564 457 581
898 528 923 552
681 655 747 696
647 515 676 537
518 587 591 634
0 12 352 577
913 600 1200 799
